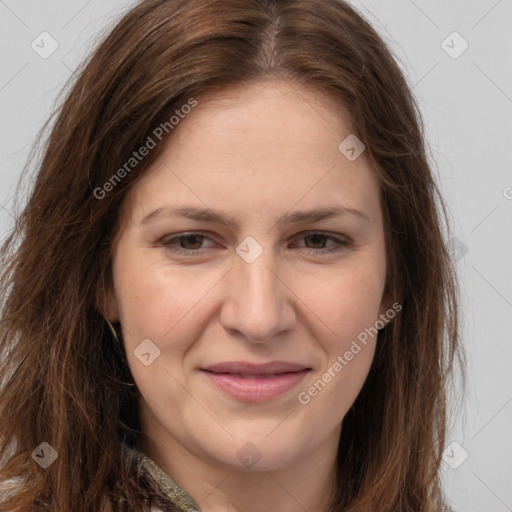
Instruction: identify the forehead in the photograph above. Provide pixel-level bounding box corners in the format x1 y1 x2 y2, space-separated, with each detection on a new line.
119 79 382 230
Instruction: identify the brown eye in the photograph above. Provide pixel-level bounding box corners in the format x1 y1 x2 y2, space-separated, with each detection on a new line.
294 232 349 255
162 232 215 254
177 234 206 250
304 233 329 249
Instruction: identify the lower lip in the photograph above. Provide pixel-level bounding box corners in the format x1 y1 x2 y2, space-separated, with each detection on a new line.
201 370 310 402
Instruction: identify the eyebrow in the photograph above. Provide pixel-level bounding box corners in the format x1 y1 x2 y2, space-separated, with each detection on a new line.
140 204 372 229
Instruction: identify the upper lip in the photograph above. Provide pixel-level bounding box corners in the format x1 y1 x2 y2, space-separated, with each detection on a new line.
201 361 310 375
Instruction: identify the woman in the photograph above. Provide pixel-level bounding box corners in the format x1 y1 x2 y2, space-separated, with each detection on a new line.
0 0 465 511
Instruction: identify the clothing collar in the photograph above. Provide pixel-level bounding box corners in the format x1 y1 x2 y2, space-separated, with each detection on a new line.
121 442 202 512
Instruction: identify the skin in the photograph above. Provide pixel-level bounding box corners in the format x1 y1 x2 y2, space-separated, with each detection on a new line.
104 79 392 512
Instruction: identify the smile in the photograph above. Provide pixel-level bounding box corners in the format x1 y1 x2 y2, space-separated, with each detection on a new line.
200 362 311 402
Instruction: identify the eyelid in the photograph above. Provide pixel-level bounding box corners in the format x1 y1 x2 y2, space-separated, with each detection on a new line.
291 230 350 244
291 231 350 254
161 231 216 249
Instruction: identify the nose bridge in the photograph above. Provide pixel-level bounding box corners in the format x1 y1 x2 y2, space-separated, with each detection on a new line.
220 237 295 342
239 251 278 301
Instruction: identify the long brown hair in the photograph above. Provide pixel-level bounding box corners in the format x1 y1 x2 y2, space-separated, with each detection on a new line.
0 0 466 510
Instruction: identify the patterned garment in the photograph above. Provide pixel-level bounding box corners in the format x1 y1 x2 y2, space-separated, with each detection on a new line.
121 442 202 512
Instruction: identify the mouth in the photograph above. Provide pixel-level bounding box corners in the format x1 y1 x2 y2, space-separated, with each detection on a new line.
199 361 311 402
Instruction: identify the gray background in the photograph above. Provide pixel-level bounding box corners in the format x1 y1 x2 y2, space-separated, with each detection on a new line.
1 1 511 510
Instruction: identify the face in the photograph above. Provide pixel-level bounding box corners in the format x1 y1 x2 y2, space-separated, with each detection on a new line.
105 79 392 471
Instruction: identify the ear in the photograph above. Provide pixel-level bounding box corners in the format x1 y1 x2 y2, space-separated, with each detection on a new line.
377 288 396 329
95 281 120 324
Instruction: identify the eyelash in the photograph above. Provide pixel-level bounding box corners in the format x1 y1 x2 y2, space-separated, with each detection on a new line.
161 231 350 256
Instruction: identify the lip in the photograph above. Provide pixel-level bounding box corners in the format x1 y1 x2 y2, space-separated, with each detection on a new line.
200 361 311 402
202 361 309 375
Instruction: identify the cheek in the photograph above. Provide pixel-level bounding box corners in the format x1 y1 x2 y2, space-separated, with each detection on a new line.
112 247 212 345
112 254 204 414
292 260 383 410
293 258 385 343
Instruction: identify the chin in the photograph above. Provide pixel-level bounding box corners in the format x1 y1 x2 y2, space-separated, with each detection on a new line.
202 436 305 472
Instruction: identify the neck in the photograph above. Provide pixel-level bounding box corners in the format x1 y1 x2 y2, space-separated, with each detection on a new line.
138 428 340 512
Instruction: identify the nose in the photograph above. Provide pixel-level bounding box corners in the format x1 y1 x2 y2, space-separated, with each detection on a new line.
219 245 297 344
